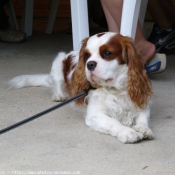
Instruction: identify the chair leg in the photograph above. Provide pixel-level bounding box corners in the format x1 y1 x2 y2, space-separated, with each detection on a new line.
120 0 141 40
6 0 19 30
70 0 89 50
139 0 148 28
22 0 34 37
139 0 148 37
45 0 60 34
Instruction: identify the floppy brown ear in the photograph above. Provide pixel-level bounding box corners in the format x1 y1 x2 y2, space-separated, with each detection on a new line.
70 38 89 105
121 36 152 109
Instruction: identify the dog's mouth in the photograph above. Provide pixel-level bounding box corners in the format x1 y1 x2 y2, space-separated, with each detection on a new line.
89 73 113 84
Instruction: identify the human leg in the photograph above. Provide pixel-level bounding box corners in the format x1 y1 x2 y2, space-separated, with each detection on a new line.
147 0 175 53
100 0 120 32
134 22 155 63
100 0 155 63
159 0 175 25
147 0 173 29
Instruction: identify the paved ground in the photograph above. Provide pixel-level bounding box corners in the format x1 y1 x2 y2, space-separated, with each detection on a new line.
0 30 175 175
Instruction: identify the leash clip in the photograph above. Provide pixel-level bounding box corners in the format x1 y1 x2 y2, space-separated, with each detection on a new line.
84 84 97 95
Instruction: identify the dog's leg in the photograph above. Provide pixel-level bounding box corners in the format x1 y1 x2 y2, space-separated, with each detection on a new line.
85 106 143 144
132 108 154 139
50 52 67 102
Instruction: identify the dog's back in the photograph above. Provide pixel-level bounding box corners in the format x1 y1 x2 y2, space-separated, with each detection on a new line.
7 52 76 102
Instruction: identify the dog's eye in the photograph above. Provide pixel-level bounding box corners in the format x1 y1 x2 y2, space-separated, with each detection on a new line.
84 53 90 60
103 51 113 58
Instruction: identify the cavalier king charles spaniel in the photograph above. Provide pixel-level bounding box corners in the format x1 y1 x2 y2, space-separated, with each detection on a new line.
8 32 154 143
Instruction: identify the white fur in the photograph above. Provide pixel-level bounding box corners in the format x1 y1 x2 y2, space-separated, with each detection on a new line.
7 74 51 89
85 88 152 143
7 32 154 143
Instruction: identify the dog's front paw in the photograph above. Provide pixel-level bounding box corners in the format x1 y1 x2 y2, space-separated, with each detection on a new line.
52 94 66 102
117 127 143 144
133 125 154 139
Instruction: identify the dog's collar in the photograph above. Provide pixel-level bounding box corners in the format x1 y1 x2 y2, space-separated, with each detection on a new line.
90 83 101 89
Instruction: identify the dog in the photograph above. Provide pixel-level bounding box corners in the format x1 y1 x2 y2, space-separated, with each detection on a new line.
8 32 154 143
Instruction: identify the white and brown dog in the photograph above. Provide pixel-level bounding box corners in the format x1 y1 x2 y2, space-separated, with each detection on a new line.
8 32 154 143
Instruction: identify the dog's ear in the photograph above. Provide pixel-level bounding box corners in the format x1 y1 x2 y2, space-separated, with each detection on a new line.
120 36 152 109
71 37 90 105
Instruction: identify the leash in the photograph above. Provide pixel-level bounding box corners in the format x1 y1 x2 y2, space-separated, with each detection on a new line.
0 85 96 135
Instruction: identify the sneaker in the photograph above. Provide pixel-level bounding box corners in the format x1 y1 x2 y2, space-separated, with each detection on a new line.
148 23 175 53
0 27 26 43
145 53 166 74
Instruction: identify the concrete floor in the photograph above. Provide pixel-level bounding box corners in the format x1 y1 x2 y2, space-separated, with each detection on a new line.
0 30 175 175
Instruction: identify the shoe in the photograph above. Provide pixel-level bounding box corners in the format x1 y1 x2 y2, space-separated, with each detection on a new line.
0 27 26 43
148 23 175 53
159 38 175 54
145 53 166 74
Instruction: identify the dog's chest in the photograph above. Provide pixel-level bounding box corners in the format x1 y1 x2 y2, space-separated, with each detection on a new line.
88 88 139 126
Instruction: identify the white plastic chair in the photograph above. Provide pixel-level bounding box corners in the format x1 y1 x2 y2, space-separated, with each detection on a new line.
70 0 89 50
45 0 60 34
7 0 148 50
6 0 19 30
71 0 148 50
120 0 148 40
22 0 34 37
8 0 59 37
45 0 89 51
7 0 34 36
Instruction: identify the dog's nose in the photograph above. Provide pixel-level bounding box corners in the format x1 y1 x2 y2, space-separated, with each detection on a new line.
87 61 97 71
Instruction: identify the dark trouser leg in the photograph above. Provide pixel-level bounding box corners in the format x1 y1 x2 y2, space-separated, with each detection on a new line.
0 0 10 30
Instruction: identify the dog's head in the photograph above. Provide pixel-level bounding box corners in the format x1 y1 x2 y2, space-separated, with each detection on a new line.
74 32 152 108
